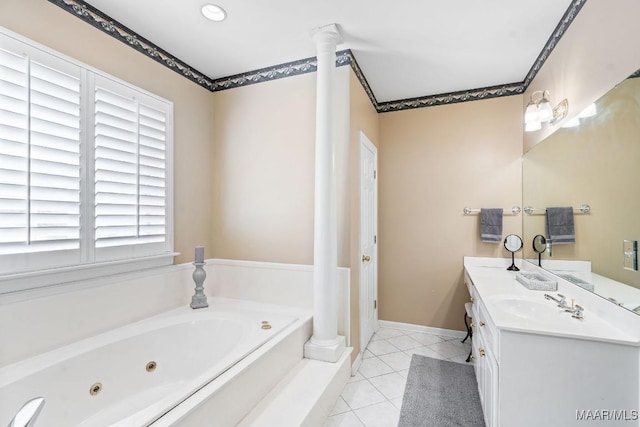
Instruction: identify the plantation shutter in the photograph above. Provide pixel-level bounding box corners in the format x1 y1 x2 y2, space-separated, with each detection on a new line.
94 78 167 251
0 29 173 282
0 48 81 256
138 104 167 242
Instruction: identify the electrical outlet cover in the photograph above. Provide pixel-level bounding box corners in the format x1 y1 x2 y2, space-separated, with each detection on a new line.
623 240 638 271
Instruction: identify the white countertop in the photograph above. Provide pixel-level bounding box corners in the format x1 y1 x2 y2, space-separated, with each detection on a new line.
464 258 640 346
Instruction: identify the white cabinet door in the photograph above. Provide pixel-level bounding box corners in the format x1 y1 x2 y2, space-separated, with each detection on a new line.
484 350 499 427
474 331 486 407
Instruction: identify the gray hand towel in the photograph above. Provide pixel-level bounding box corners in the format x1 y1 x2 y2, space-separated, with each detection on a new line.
480 208 503 243
546 207 575 244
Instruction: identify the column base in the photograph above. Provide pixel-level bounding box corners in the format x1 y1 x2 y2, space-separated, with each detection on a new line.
304 335 346 363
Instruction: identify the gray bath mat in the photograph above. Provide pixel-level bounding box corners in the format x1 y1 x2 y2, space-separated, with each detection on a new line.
398 354 485 427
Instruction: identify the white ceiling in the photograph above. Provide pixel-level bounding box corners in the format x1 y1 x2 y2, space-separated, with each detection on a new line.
83 0 574 102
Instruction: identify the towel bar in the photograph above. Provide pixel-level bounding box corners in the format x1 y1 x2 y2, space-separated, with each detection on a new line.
463 206 521 215
523 204 590 215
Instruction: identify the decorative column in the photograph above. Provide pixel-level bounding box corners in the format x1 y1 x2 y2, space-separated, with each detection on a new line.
304 23 346 363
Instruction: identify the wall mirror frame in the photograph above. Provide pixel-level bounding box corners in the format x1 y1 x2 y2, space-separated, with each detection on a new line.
522 71 640 316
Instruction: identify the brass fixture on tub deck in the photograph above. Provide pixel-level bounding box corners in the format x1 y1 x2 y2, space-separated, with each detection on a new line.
261 320 272 330
146 361 157 372
89 382 102 396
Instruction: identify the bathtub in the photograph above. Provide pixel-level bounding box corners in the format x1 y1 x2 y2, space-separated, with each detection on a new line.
0 298 307 426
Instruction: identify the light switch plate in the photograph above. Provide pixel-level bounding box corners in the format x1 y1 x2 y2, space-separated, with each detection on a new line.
623 240 638 271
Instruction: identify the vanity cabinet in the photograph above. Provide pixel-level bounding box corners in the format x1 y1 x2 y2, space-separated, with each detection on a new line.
464 266 640 427
466 272 499 427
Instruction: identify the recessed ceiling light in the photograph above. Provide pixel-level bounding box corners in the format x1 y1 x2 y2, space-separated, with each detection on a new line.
201 4 226 22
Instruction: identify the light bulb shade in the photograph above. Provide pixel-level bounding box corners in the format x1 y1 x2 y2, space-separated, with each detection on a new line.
578 103 597 119
537 100 553 122
525 120 542 132
524 103 539 124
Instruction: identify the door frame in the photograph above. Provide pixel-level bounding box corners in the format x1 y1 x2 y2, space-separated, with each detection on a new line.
358 131 378 355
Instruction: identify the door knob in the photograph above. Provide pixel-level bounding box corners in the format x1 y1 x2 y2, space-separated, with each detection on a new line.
362 255 371 262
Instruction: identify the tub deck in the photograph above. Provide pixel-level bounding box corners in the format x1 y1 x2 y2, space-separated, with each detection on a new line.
0 298 311 427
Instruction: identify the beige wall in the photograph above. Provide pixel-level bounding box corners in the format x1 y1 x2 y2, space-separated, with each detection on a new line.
378 96 523 330
523 0 640 152
0 0 214 264
348 69 380 358
211 66 351 266
523 77 640 288
211 66 364 358
211 73 316 264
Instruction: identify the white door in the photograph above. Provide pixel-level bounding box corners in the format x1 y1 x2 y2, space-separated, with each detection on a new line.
359 132 378 353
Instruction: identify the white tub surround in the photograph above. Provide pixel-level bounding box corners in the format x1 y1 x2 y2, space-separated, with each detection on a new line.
1 259 350 369
305 23 346 363
464 257 640 427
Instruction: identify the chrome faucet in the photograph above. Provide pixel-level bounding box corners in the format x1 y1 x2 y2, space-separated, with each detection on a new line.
544 293 568 308
565 304 584 320
8 397 44 427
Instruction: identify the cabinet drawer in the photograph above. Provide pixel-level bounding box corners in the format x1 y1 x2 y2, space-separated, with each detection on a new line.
475 299 499 363
464 271 475 300
465 272 479 305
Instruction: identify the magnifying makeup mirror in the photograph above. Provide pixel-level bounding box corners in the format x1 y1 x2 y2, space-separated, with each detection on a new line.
504 234 523 271
532 234 547 267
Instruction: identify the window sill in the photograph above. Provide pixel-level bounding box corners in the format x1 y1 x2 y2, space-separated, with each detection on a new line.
0 253 178 295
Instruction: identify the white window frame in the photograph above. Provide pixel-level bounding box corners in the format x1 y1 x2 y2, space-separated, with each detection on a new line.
0 27 174 294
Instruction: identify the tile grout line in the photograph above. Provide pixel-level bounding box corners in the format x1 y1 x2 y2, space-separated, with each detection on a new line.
324 326 472 427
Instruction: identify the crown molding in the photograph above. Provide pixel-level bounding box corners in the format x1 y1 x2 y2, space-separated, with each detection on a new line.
49 0 586 112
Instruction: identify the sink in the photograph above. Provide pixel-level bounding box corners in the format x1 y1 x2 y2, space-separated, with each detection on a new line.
485 295 564 321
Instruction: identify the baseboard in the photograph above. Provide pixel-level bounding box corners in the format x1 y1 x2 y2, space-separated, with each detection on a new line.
378 320 466 339
351 351 363 376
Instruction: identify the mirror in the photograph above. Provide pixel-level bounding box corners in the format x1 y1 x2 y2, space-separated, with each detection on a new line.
532 234 547 267
504 234 523 271
522 73 640 315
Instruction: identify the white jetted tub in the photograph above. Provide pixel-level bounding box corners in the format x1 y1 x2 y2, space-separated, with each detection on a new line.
0 298 303 426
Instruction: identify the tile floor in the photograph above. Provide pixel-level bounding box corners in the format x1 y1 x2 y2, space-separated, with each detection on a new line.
323 326 472 427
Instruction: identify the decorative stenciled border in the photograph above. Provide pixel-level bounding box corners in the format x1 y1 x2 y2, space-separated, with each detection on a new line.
376 82 524 113
522 0 587 89
379 0 586 113
211 50 352 91
49 0 586 113
48 0 216 90
344 51 379 110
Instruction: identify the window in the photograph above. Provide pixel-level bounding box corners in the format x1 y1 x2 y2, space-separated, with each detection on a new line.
0 29 173 289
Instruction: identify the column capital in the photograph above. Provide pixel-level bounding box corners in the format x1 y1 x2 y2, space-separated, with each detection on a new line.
311 23 343 51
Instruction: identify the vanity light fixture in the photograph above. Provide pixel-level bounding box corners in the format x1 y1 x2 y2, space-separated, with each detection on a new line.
201 4 227 22
524 90 569 132
561 103 597 129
